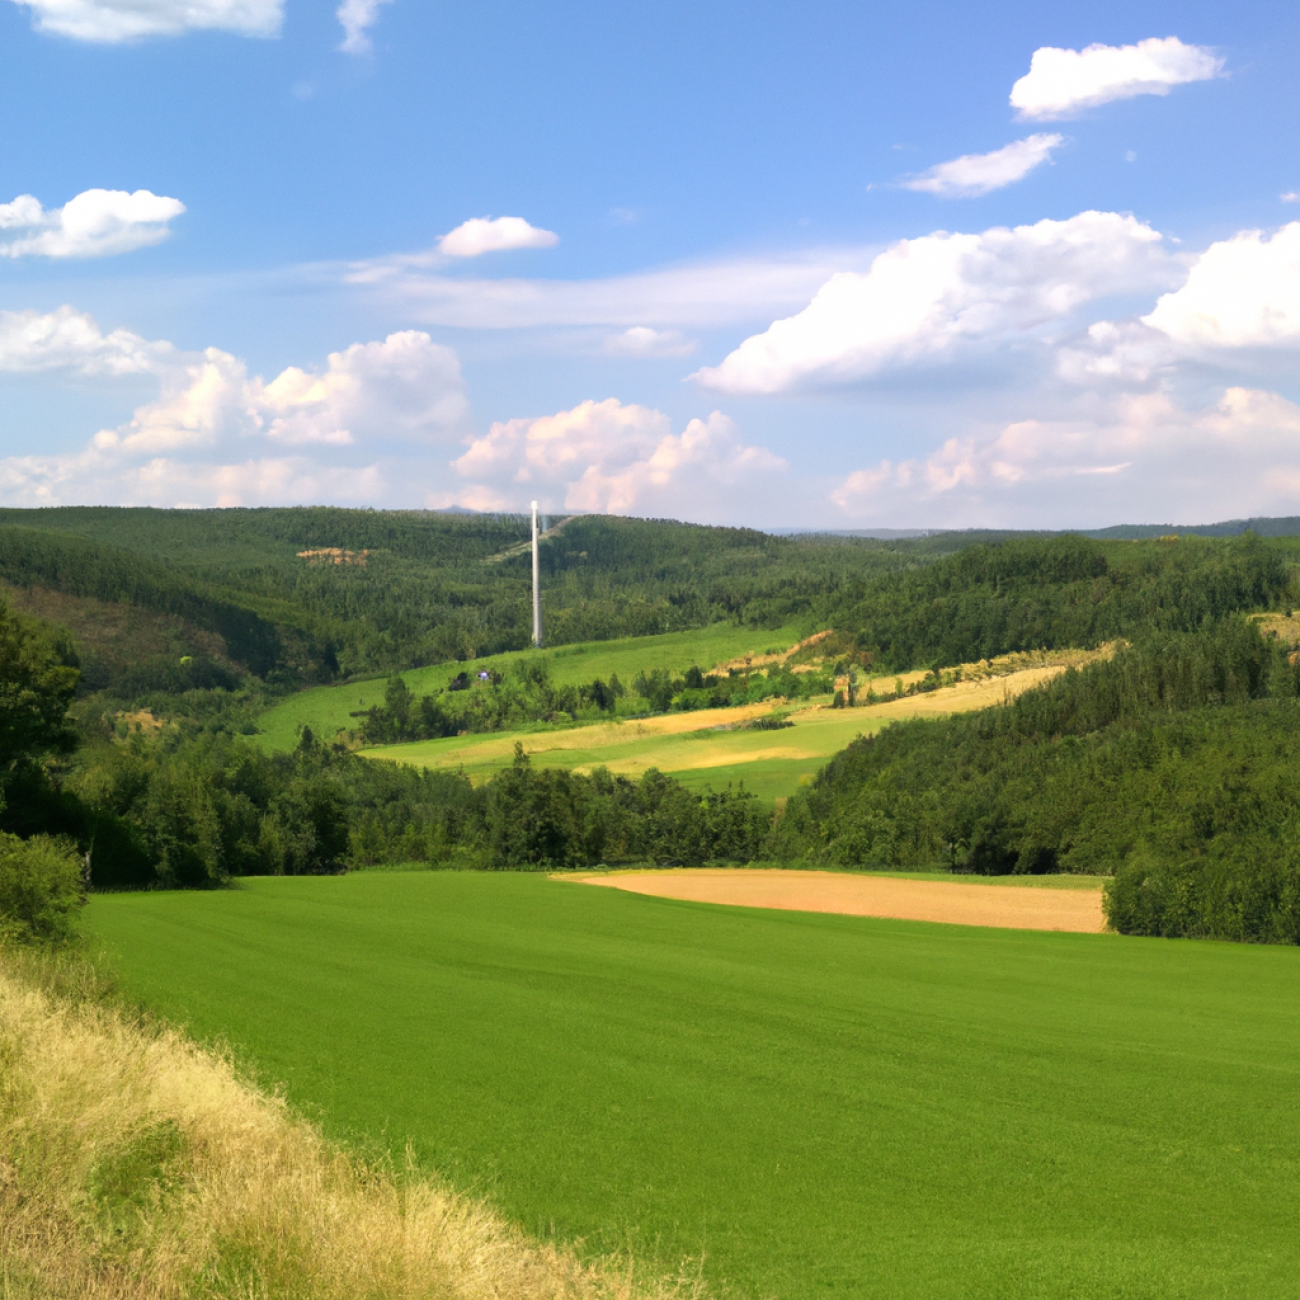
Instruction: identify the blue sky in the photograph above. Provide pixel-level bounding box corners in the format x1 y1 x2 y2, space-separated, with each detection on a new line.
2 0 1299 527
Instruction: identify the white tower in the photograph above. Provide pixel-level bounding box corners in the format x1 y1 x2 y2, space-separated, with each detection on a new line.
531 500 543 648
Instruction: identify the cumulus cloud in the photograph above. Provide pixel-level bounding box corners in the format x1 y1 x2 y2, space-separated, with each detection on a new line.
6 0 281 41
0 189 185 259
1142 222 1300 349
603 327 698 358
694 211 1172 394
1010 37 1223 121
438 216 558 258
440 398 785 519
830 387 1300 528
337 0 391 53
0 306 171 375
0 311 469 508
86 329 471 455
902 134 1063 198
1054 318 1175 386
258 332 470 446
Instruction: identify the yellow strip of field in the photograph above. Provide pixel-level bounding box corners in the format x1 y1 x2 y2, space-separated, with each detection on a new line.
362 662 1071 797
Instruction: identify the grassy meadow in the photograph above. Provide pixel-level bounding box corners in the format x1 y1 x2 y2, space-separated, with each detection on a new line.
362 665 1069 800
88 872 1300 1300
252 623 803 753
0 944 677 1300
361 700 884 799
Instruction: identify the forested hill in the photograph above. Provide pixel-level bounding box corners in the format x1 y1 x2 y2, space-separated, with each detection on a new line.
0 507 1295 702
0 507 920 686
815 533 1292 672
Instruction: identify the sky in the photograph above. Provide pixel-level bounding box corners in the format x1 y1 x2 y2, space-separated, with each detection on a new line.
2 0 1299 529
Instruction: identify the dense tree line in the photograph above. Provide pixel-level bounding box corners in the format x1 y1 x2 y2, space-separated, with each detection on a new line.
357 662 628 744
43 732 769 888
357 658 837 744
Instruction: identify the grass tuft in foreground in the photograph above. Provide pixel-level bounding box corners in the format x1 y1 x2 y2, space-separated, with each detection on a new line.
0 943 706 1300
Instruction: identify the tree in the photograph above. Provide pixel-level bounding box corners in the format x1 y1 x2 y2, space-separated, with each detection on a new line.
0 600 80 771
0 832 84 942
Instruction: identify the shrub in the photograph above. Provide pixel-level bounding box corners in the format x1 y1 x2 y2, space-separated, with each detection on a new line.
0 832 84 943
1105 838 1300 943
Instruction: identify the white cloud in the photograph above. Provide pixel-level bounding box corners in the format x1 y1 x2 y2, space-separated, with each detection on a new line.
337 0 391 53
0 312 469 508
437 216 558 258
259 331 470 445
1142 223 1300 349
440 398 785 519
1054 318 1174 386
603 327 698 358
347 248 856 330
1010 37 1223 121
1282 193 1300 204
6 0 281 41
0 306 171 375
902 134 1063 198
0 189 185 259
86 329 470 454
694 211 1171 394
830 387 1300 528
0 449 385 510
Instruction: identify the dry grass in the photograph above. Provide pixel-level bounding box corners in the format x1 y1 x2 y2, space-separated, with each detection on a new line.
0 946 709 1300
711 630 832 675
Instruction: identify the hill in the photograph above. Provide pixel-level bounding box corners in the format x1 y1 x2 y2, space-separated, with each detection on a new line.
0 507 923 684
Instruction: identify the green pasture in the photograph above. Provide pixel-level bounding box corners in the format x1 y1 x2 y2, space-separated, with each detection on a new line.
253 623 803 752
89 873 1300 1300
362 701 885 798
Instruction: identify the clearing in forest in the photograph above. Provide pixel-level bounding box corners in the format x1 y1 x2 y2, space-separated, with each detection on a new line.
363 657 1087 799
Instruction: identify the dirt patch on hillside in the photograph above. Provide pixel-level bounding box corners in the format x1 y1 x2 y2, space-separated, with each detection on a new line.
713 629 833 674
523 702 783 754
297 548 372 566
566 868 1106 933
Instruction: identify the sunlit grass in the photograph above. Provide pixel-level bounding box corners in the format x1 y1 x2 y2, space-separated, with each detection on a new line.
362 667 1069 801
89 872 1300 1300
0 939 700 1300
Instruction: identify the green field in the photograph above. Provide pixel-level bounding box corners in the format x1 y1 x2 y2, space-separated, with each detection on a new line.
88 873 1300 1299
359 663 1064 800
363 700 887 799
253 623 803 752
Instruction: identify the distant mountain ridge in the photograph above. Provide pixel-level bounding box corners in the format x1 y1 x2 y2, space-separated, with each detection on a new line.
779 516 1300 542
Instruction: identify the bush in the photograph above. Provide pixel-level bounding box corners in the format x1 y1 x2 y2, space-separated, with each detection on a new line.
0 832 85 943
1105 839 1300 943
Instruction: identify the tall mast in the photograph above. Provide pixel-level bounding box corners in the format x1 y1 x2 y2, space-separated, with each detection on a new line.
531 500 543 648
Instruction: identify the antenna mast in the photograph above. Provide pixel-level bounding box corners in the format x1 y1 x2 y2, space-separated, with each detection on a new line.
531 500 543 648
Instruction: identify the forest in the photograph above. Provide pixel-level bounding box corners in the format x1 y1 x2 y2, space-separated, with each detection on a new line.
2 507 1300 944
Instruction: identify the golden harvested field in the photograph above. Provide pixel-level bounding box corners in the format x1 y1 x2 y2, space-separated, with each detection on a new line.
565 868 1107 933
